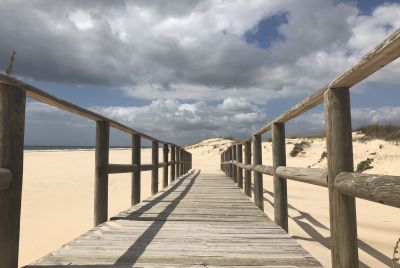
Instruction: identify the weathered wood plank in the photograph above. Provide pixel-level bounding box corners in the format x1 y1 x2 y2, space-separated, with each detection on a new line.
132 134 141 205
26 171 321 268
151 141 159 195
0 83 26 268
107 164 139 174
252 135 264 211
0 168 13 190
94 121 110 226
335 172 400 208
324 87 358 268
276 167 327 187
272 123 288 232
244 141 252 197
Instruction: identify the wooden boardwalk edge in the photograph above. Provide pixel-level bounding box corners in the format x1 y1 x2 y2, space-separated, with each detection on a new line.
25 170 322 267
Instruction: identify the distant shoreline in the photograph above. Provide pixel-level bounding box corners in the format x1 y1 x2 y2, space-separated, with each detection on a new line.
24 146 134 152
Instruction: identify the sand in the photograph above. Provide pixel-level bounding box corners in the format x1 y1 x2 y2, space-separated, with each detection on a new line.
19 135 400 267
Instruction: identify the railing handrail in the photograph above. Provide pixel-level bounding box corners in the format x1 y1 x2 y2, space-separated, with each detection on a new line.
0 73 176 145
221 27 400 268
241 27 400 142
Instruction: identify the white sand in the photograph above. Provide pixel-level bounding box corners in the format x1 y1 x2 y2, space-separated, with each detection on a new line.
19 136 400 267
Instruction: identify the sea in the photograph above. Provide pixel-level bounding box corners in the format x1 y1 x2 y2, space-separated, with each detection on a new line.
24 146 132 152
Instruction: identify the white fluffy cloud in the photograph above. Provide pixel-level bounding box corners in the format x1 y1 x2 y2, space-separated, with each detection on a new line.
1 0 400 103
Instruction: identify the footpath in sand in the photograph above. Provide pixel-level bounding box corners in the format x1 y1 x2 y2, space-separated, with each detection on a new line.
20 135 400 267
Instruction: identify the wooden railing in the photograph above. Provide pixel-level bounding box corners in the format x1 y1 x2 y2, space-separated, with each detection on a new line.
0 75 192 268
221 28 400 268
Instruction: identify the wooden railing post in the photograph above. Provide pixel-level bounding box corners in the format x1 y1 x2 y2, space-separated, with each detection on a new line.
0 84 26 268
236 144 243 188
324 87 358 268
179 148 183 176
163 144 168 188
131 134 141 205
244 141 252 197
151 141 159 195
253 135 264 211
170 145 175 182
232 144 237 183
94 121 110 226
229 146 234 178
272 123 288 232
176 147 180 178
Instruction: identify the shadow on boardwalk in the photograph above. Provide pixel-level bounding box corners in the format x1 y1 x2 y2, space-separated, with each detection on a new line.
254 185 399 268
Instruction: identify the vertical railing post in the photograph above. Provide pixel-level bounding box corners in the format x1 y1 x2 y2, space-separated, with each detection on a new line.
176 147 180 178
151 141 159 195
94 121 110 226
170 145 175 182
0 84 26 268
236 144 243 189
324 87 358 268
228 146 233 178
272 123 288 232
244 141 252 197
232 144 237 183
253 135 263 211
131 134 141 205
163 144 168 188
183 151 187 174
180 149 184 175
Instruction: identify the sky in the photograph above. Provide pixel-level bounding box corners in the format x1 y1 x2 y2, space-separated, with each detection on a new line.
1 0 400 146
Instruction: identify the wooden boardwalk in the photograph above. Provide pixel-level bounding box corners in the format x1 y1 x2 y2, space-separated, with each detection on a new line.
25 170 321 267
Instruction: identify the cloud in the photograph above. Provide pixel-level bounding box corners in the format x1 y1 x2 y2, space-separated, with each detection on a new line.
25 98 267 145
2 0 399 103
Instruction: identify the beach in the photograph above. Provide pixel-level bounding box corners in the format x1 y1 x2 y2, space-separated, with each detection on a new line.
20 136 400 267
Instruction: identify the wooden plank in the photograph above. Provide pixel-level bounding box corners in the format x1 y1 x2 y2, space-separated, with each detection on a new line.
276 167 327 187
236 144 243 188
26 171 321 268
176 148 180 178
244 141 252 197
0 83 26 268
324 87 358 267
0 168 13 190
163 144 169 188
107 164 138 174
151 141 159 195
94 121 110 226
170 145 176 182
272 123 288 232
252 135 264 211
132 134 141 205
0 74 176 145
232 145 237 183
335 172 400 208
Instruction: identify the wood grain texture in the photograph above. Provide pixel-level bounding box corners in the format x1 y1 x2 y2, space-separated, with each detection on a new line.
107 164 139 174
246 27 400 139
335 172 400 208
244 141 252 197
232 145 237 183
176 147 180 179
0 74 176 145
252 135 264 211
0 168 12 190
324 88 358 268
272 123 288 232
132 134 141 205
276 167 327 187
163 144 168 188
0 84 26 268
94 121 110 226
170 145 175 182
25 171 321 268
236 144 243 189
151 141 159 195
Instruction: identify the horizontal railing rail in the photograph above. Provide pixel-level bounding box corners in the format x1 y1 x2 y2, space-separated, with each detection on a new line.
221 27 400 268
0 76 193 268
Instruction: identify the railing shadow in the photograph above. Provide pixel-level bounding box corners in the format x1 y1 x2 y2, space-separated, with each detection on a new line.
249 183 398 268
113 170 200 265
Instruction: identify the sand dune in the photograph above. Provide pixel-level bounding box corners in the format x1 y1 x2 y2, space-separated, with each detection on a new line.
20 135 400 267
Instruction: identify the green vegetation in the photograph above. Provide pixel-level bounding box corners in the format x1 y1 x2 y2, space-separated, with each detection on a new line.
357 124 400 141
356 158 374 173
6 51 16 76
289 141 310 157
393 237 400 267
